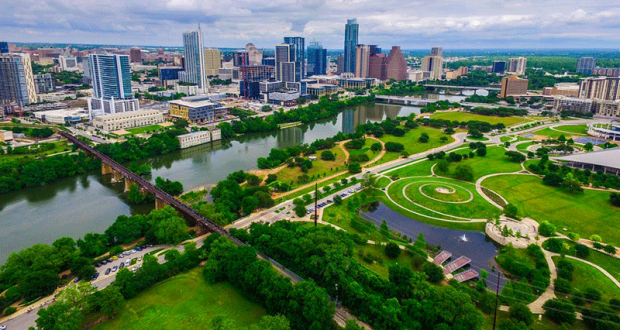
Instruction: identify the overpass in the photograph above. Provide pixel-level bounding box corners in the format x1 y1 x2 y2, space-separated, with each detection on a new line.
424 84 501 92
374 95 433 106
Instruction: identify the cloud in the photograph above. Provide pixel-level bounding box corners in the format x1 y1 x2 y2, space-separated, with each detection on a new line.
0 0 619 48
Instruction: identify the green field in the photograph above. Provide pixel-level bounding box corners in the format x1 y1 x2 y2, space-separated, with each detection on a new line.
532 126 586 139
431 112 530 127
377 177 391 188
124 124 169 135
354 243 422 278
375 126 454 165
275 145 347 189
551 239 620 283
552 256 620 303
516 142 537 153
93 268 265 330
553 125 589 135
0 141 71 161
483 174 620 246
446 146 522 181
386 159 435 177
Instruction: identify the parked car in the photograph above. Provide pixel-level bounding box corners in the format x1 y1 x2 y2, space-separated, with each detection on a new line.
126 259 131 265
112 266 118 272
111 256 118 260
138 256 142 262
119 262 125 269
1 324 6 330
92 273 99 280
105 268 111 275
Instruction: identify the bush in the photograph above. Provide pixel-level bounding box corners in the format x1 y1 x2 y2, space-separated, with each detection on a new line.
348 162 362 174
604 244 616 255
585 288 602 302
385 142 404 152
554 278 572 295
575 244 590 258
509 303 533 326
333 195 342 205
371 142 382 152
321 150 335 161
422 262 444 283
609 298 620 311
4 306 16 316
543 299 576 325
590 234 602 242
538 221 556 237
504 204 518 219
385 242 401 258
545 238 564 253
567 232 580 242
453 164 474 181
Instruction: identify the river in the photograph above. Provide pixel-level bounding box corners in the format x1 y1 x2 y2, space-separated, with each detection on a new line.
0 95 466 263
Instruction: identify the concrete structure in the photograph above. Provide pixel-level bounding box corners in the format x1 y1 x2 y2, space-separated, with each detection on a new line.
307 42 327 76
421 55 443 80
336 77 378 89
36 91 78 103
542 83 580 97
385 46 408 81
552 96 593 114
177 129 222 148
0 53 37 107
267 90 300 106
578 77 620 101
245 43 263 66
576 57 596 75
33 73 55 93
233 50 249 67
368 52 387 81
499 75 528 98
283 37 305 80
557 147 620 173
218 67 239 81
307 84 339 97
158 67 183 87
492 61 506 74
179 27 207 91
87 54 139 118
591 100 620 118
507 57 527 75
343 18 359 74
275 43 295 82
169 98 228 123
92 109 164 131
355 45 370 78
204 48 221 77
34 108 89 124
0 130 14 142
240 65 275 98
58 55 79 72
592 67 619 77
430 47 443 57
129 48 142 63
336 54 345 74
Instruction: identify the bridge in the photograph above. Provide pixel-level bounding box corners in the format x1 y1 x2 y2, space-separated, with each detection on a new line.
424 84 501 92
374 95 434 106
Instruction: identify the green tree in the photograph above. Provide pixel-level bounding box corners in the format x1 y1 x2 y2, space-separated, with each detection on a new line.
36 301 83 330
422 262 445 283
153 215 187 244
371 142 382 152
436 159 449 174
538 221 556 237
20 269 59 301
250 315 291 330
604 244 617 255
509 303 533 326
385 242 401 258
453 164 474 181
320 150 335 161
361 173 377 191
504 203 519 219
294 204 306 217
98 286 125 318
380 220 390 237
543 299 576 325
241 196 260 215
333 195 343 205
348 162 362 173
173 119 189 129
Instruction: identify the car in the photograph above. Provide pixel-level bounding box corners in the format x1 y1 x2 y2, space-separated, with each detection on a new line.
306 210 312 214
112 266 118 272
92 273 99 280
138 256 142 262
106 258 112 263
105 268 111 275
131 267 137 272
0 324 6 330
366 171 370 174
327 200 333 203
126 259 131 265
95 262 101 267
111 256 118 260
73 277 80 283
119 262 125 269
117 254 124 258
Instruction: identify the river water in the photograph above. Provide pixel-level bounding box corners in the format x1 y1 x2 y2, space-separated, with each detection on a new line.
0 95 466 263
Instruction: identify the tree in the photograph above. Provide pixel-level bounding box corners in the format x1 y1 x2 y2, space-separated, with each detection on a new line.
436 159 449 174
545 238 563 253
453 164 474 181
173 119 189 129
610 192 620 207
98 286 125 318
604 244 617 255
20 269 58 301
371 142 382 152
504 203 518 219
505 151 526 162
294 204 306 217
348 162 362 174
380 220 390 237
153 215 187 245
246 174 262 186
509 303 533 326
414 233 426 250
265 174 278 184
468 128 483 139
542 173 563 187
543 299 576 325
584 142 594 151
155 176 184 196
385 242 401 258
320 150 335 161
554 278 572 295
562 173 583 194
538 221 556 237
361 173 377 191
36 302 83 330
575 244 590 258
333 195 342 205
385 142 404 152
422 262 445 283
251 315 291 330
476 147 487 157
419 132 430 143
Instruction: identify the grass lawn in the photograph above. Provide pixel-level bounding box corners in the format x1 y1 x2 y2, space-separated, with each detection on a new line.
124 124 169 135
274 172 352 203
386 159 435 177
377 177 391 188
431 112 530 127
0 141 71 161
553 125 589 135
275 145 346 189
482 174 620 246
322 199 386 243
354 243 422 278
551 239 620 283
532 127 584 139
92 268 265 330
516 142 537 153
375 126 454 165
445 146 522 181
552 256 620 303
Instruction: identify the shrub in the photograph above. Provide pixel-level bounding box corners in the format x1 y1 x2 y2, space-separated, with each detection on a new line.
604 244 616 255
543 299 576 325
575 244 590 258
545 238 564 253
504 204 518 219
422 262 444 283
4 306 16 316
567 232 580 242
590 235 602 242
348 162 362 174
385 142 405 152
538 221 556 237
609 298 620 311
320 150 335 161
509 303 533 326
585 288 602 302
554 278 572 295
385 242 401 258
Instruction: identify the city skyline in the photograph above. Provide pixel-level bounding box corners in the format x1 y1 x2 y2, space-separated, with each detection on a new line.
1 1 620 49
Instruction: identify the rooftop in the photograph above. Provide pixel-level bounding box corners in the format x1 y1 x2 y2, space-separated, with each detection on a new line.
556 147 620 170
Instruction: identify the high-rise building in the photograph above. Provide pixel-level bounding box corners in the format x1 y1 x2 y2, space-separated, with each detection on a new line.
499 75 529 98
0 53 37 107
130 47 142 63
87 54 139 118
343 18 359 74
576 57 596 75
431 47 443 57
421 55 443 80
34 73 55 93
233 50 249 67
58 55 79 72
245 43 263 66
386 46 408 81
158 67 183 87
0 42 8 54
307 42 327 76
492 61 506 74
240 65 275 99
355 45 370 78
578 77 620 101
507 57 527 75
337 54 345 74
283 37 305 80
179 27 207 91
368 53 387 81
204 49 221 77
275 43 296 82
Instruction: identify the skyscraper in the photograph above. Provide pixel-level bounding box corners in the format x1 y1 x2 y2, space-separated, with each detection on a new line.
421 55 443 80
283 37 305 80
576 57 596 75
431 47 443 57
343 19 359 74
0 53 37 107
275 43 295 82
386 46 408 81
337 54 345 74
130 47 142 63
307 42 327 76
507 57 527 75
204 48 221 77
179 27 207 91
245 43 263 66
355 45 370 78
0 42 8 54
87 54 139 118
492 61 506 74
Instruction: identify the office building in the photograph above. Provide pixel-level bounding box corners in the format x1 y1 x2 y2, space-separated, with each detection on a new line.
178 27 207 91
177 130 222 149
592 67 620 77
58 55 78 72
343 18 359 74
578 77 620 101
355 45 371 78
158 67 183 87
34 108 89 125
0 130 14 142
507 57 527 75
92 110 164 131
307 42 327 76
385 46 408 81
169 98 228 123
233 50 249 67
499 75 529 98
492 61 506 74
0 42 8 54
576 57 596 75
262 56 275 67
275 43 296 82
542 83 580 97
337 54 345 74
368 53 387 81
240 65 275 98
283 37 305 79
34 73 55 93
431 47 443 57
0 53 37 107
421 55 443 80
87 54 139 118
130 47 142 63
204 48 221 77
245 43 263 66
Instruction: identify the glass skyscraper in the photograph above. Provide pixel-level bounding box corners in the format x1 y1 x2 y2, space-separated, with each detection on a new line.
283 36 305 80
0 42 8 54
307 42 327 76
87 54 139 118
343 19 359 74
179 27 207 91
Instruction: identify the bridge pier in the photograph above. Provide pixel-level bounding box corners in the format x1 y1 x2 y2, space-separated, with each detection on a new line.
124 178 136 192
101 163 112 175
111 169 124 183
155 197 167 210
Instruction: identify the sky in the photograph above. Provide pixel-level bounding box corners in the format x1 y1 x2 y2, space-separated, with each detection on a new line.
2 0 620 50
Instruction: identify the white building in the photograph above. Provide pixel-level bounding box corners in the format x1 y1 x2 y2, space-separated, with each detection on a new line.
58 55 79 72
34 108 89 124
177 129 222 149
0 130 14 142
87 54 139 119
92 110 164 131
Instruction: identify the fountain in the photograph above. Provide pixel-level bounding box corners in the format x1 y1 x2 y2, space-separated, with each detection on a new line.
460 234 468 242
